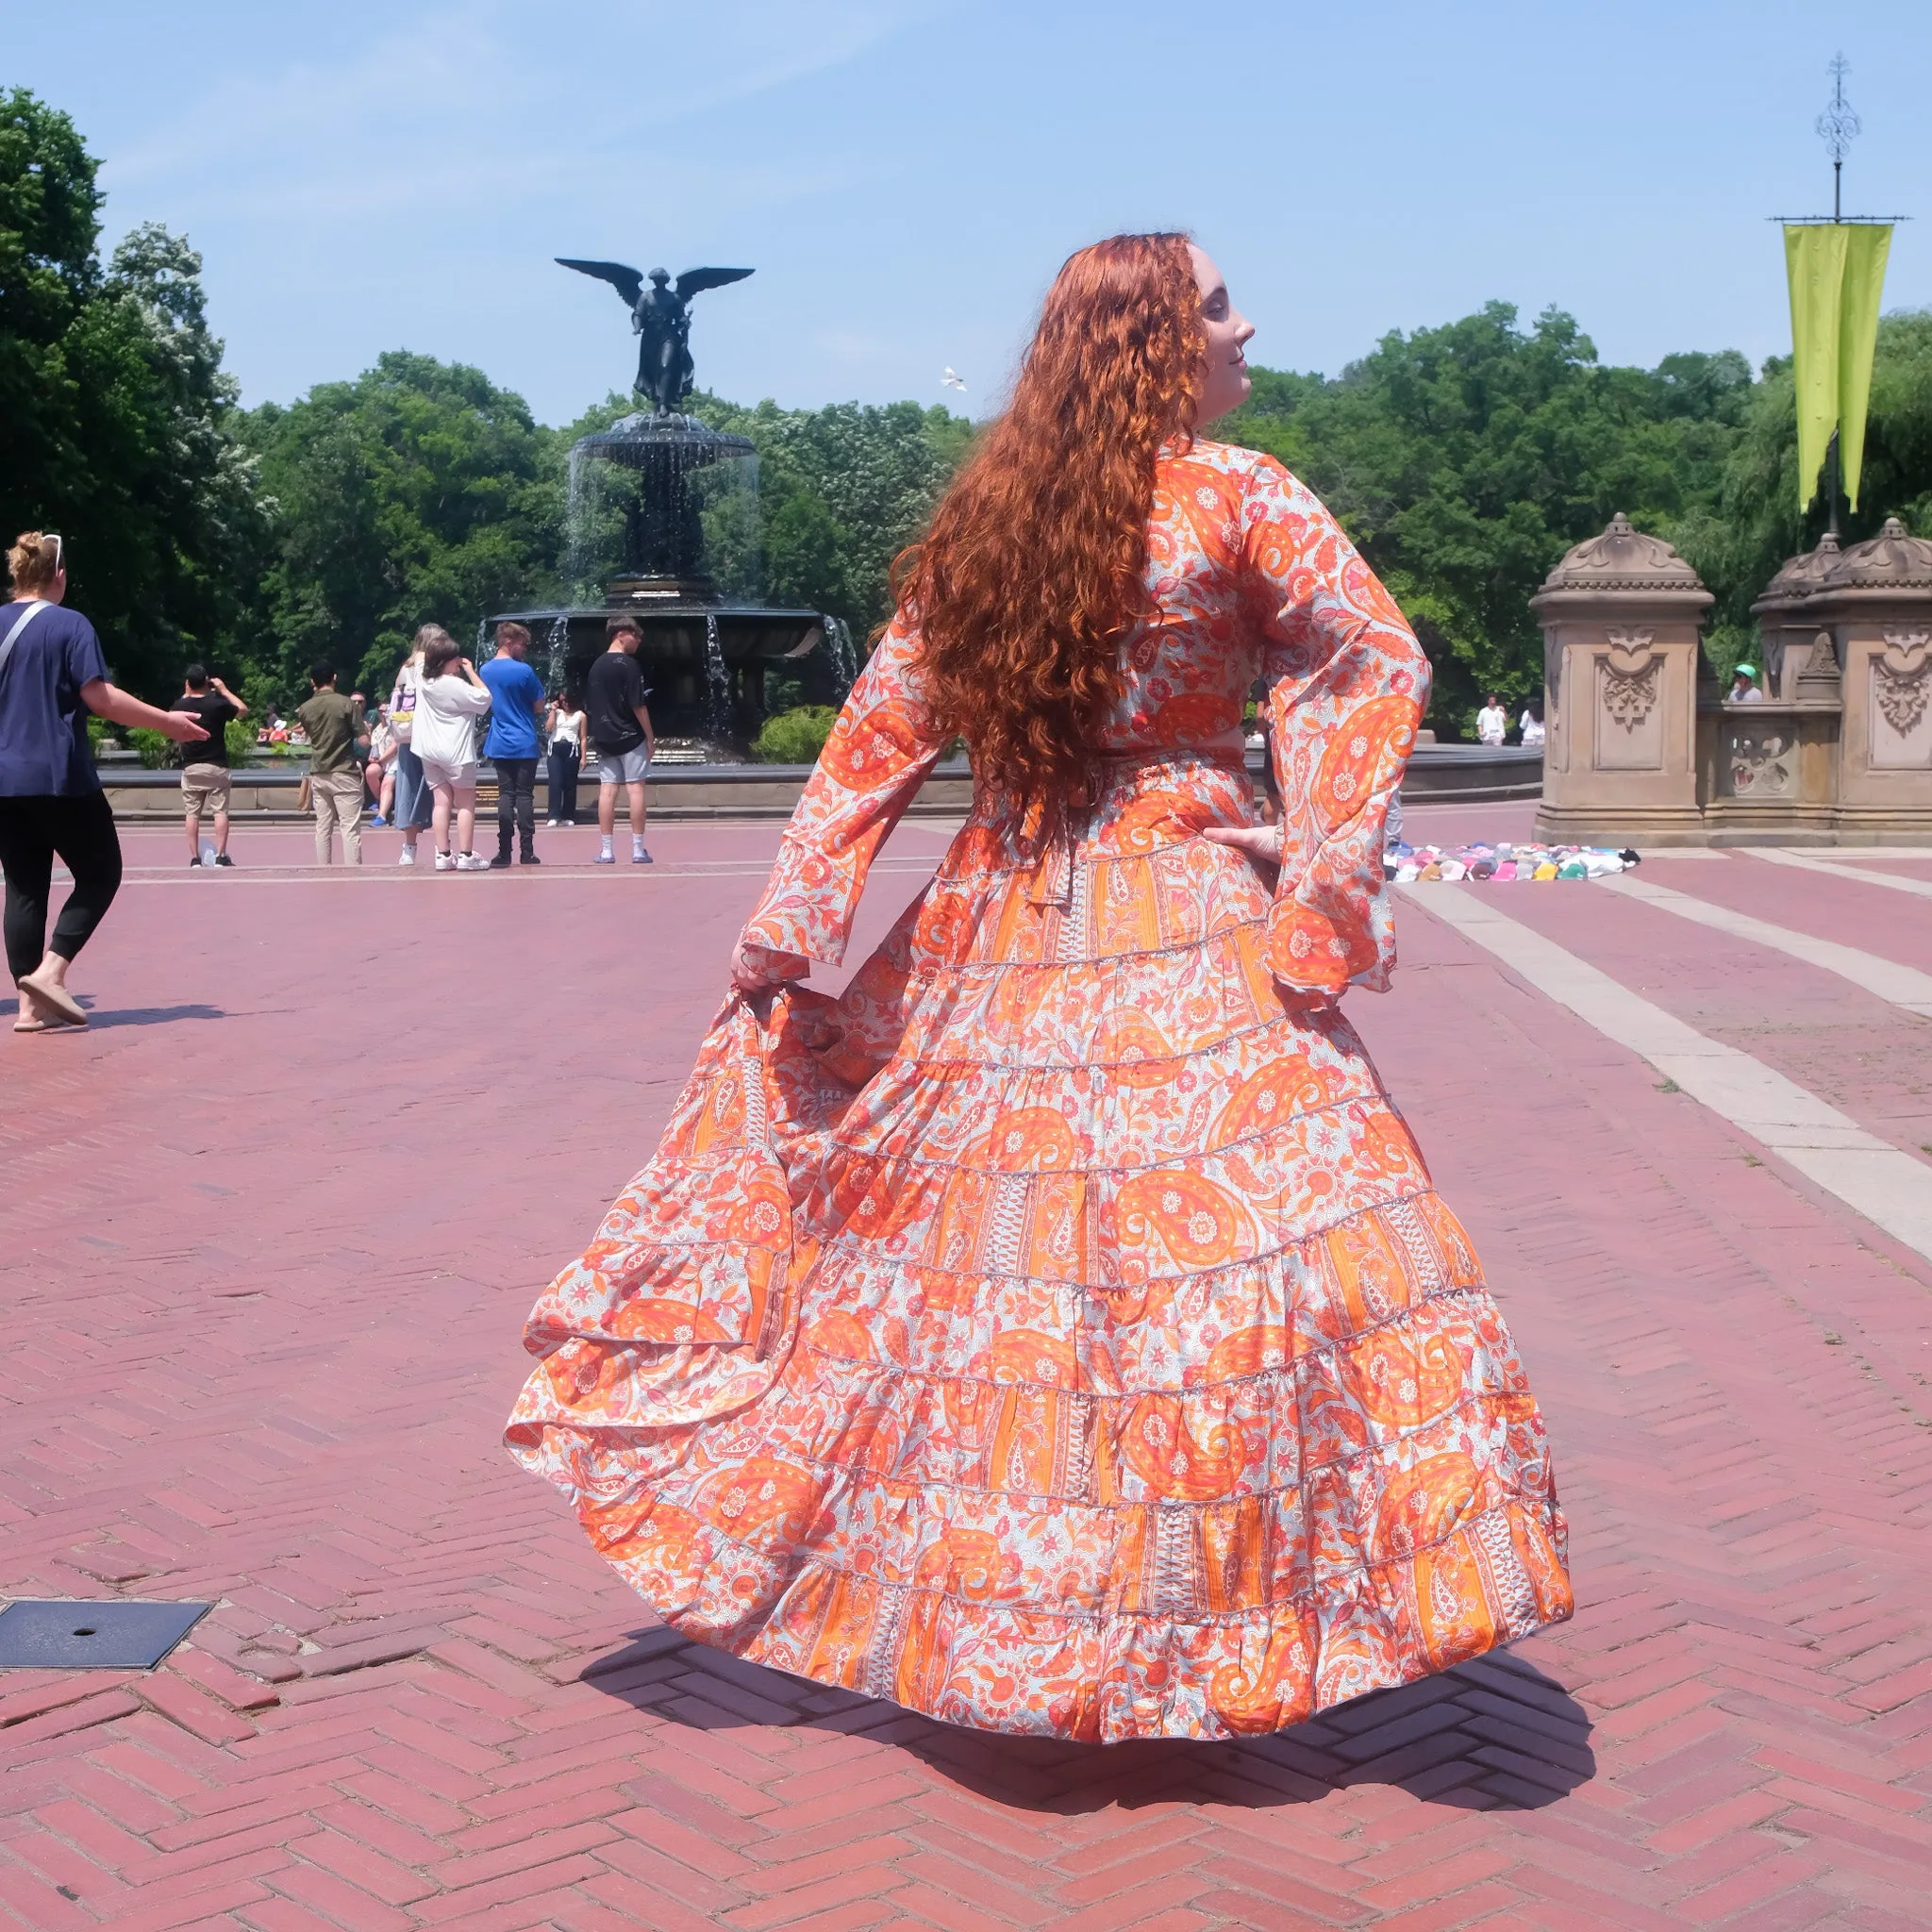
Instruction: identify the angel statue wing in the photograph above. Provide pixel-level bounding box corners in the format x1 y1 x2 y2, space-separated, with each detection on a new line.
556 258 645 307
674 267 755 301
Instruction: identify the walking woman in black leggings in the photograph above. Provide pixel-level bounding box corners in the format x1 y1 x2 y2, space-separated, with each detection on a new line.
0 532 208 1032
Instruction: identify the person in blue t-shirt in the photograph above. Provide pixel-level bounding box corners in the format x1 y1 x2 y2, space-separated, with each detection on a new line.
0 531 210 1032
480 622 548 867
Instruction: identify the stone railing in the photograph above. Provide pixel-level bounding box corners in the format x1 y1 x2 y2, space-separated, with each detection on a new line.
99 743 1541 823
1533 512 1932 845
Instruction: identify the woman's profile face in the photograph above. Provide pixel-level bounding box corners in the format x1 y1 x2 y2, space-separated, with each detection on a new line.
1189 243 1255 427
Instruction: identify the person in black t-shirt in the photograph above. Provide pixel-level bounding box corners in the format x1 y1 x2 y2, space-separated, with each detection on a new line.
587 616 656 864
171 664 249 867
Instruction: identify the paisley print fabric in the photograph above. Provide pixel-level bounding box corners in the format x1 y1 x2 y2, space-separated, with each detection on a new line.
508 439 1572 1740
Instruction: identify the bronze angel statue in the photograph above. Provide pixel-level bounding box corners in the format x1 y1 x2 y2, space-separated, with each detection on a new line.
557 259 754 415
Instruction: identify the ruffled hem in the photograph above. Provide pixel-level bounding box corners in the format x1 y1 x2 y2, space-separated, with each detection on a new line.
511 1464 1570 1740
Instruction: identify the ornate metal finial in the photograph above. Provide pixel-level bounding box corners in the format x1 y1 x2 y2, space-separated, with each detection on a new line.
1817 54 1859 222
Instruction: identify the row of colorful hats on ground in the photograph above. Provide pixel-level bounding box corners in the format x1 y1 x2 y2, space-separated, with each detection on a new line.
1386 841 1642 883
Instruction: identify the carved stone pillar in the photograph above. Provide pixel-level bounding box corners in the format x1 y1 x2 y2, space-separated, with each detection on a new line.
1752 533 1840 700
1811 519 1932 841
1692 555 1849 842
1531 513 1713 845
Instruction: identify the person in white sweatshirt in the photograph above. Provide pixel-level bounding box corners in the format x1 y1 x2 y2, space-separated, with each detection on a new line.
410 626 494 872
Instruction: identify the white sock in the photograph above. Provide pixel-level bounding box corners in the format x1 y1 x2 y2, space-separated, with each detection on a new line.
631 834 646 856
600 834 613 858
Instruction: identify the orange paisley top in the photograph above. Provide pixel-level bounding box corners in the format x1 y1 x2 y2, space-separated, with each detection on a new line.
739 439 1426 997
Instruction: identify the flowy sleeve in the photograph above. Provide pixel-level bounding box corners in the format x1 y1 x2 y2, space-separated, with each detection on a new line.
738 614 947 971
1241 455 1430 997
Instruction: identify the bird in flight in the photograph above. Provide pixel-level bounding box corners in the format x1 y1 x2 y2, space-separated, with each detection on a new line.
941 367 967 391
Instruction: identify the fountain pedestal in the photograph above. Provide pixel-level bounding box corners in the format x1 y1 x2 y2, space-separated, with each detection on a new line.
491 412 824 753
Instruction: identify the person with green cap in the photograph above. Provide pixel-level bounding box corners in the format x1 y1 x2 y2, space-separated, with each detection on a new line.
1727 663 1765 704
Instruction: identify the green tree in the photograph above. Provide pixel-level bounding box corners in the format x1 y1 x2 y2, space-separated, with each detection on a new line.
1674 311 1932 672
240 352 559 701
0 91 265 694
1216 306 1754 734
691 394 972 635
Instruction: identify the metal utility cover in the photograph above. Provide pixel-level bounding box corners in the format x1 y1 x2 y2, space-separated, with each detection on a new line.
0 1599 211 1671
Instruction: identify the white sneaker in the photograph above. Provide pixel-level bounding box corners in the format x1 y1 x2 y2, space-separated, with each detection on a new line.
544 818 558 827
434 851 455 872
456 852 490 872
398 846 417 867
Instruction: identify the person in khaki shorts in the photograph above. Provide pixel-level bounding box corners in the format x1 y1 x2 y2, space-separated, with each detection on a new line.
294 662 370 864
171 664 248 867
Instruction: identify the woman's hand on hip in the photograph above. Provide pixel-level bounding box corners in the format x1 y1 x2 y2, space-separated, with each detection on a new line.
1202 823 1283 864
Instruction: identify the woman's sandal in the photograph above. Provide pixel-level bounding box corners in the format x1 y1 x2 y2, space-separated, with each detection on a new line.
19 974 86 1026
12 1015 52 1033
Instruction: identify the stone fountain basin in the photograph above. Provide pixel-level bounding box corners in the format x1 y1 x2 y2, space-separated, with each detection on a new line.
492 604 824 667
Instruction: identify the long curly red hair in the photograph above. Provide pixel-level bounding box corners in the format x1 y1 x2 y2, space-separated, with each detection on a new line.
900 232 1204 806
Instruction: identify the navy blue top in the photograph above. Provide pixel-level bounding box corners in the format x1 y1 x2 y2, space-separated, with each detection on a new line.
480 655 546 760
0 601 108 797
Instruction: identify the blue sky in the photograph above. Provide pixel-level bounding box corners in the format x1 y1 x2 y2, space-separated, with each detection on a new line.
11 1 1928 425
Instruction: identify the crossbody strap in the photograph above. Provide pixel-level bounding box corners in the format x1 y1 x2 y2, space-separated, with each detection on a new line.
0 599 51 679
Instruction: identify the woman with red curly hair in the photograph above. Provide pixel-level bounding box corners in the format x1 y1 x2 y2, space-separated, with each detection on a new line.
508 235 1571 1740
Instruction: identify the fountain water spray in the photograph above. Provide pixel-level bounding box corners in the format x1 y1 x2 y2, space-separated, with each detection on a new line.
704 613 732 745
824 616 858 698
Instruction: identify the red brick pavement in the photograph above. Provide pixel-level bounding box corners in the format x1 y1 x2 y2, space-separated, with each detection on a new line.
3 823 1931 1929
1637 854 1932 976
1482 873 1932 1167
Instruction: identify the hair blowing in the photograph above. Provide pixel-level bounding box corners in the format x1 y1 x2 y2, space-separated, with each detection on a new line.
900 232 1205 807
8 532 62 595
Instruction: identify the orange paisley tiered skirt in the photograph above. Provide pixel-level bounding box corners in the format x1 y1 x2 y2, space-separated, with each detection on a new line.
507 755 1572 1740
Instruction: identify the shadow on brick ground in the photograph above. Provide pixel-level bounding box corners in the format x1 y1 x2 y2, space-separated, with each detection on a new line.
67 999 227 1028
583 1628 1594 1813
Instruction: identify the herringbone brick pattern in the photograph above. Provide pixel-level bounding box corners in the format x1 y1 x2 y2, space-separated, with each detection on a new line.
3 823 1929 1928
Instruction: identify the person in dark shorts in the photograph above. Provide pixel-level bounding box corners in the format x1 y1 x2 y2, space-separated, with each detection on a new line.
587 616 655 865
172 663 249 866
0 531 208 1032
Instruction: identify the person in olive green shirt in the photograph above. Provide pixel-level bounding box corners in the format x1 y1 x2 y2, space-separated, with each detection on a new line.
295 663 371 865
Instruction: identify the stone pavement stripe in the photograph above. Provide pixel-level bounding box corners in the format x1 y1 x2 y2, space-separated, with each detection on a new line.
1598 874 1932 1020
1475 874 1932 1165
1398 882 1932 1266
1749 849 1932 901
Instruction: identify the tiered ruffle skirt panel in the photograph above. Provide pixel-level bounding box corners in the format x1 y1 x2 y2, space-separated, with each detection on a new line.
508 756 1572 1740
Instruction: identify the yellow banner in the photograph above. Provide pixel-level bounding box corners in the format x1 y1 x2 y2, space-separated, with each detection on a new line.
1784 224 1892 511
1837 225 1892 510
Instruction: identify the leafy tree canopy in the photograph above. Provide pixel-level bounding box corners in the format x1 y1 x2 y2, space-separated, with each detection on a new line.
237 351 558 701
1213 304 1756 728
0 90 264 691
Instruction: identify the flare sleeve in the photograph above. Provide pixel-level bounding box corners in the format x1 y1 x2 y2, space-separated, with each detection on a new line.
1241 456 1429 996
736 615 947 974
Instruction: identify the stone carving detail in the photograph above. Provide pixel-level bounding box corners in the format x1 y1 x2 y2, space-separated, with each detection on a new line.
1804 631 1839 675
1601 655 1660 732
1874 648 1932 739
1725 726 1793 797
1869 632 1932 770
